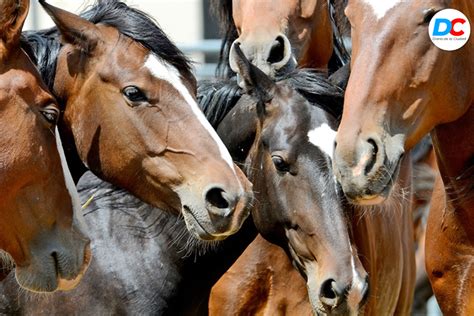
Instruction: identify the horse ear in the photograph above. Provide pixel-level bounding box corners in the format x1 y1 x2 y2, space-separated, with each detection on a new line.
0 0 29 57
39 0 100 53
229 42 276 113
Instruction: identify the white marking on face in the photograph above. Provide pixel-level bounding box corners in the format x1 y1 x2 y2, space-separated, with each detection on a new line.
349 242 365 293
55 126 88 231
307 123 337 159
362 0 402 20
144 54 236 174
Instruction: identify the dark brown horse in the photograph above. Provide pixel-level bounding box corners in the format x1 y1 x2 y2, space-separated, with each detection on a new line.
21 0 253 241
204 45 415 315
213 0 351 80
332 1 473 313
0 0 90 292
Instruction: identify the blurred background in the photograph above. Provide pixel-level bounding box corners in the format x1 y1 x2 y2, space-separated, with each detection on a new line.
24 0 221 79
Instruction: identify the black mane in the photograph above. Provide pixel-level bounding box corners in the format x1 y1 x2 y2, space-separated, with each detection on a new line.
212 0 350 78
198 69 344 128
21 0 194 90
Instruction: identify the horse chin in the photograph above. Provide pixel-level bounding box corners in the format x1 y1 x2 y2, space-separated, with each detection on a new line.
15 244 92 293
181 206 229 241
56 243 92 291
343 156 403 206
347 190 389 206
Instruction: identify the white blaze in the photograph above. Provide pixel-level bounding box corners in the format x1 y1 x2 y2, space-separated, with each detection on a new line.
349 242 365 293
54 126 88 231
144 54 236 173
307 123 337 159
362 0 402 20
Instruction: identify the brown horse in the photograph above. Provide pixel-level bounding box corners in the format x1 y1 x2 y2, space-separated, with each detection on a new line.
214 0 350 80
203 46 415 315
22 0 253 241
0 0 90 292
332 1 473 313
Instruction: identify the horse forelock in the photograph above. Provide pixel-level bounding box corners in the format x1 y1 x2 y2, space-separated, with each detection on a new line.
21 0 195 91
280 69 344 119
81 0 195 86
20 30 60 91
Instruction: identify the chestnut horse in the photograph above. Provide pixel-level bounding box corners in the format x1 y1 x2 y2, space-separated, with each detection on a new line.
213 0 350 80
203 46 415 315
0 0 90 292
332 1 473 313
21 0 253 241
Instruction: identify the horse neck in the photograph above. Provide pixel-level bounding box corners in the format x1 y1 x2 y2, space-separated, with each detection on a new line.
298 0 333 69
430 0 473 210
431 104 474 211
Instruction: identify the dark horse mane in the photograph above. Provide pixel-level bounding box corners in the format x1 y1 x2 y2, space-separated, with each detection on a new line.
20 0 194 90
211 0 351 78
198 69 344 128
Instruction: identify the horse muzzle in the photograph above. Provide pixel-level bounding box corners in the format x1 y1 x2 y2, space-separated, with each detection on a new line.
178 176 253 241
334 133 405 205
14 234 91 293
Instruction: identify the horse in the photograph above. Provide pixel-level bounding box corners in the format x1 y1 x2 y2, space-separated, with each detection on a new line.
212 0 351 81
0 0 251 310
205 45 414 315
331 1 473 313
205 45 415 315
20 0 253 241
0 171 258 315
0 0 90 292
0 42 368 316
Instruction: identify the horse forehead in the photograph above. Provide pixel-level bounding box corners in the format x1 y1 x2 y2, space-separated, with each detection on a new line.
361 0 403 20
0 66 50 103
100 30 148 66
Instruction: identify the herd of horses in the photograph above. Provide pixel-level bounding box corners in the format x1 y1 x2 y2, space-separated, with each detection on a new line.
0 0 472 315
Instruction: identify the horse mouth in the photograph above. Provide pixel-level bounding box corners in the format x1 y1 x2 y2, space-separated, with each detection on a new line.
56 242 92 291
348 157 403 206
182 206 227 241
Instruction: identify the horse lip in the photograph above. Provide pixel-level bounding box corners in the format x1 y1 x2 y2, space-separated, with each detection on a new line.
182 206 227 241
345 157 403 205
56 242 92 291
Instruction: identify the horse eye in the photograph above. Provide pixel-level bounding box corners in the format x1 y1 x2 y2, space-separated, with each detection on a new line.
122 86 148 103
272 155 290 173
41 105 59 124
422 8 437 24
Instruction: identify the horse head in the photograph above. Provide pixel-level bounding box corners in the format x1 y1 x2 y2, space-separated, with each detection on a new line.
230 43 369 314
334 0 473 205
0 0 90 292
33 1 254 241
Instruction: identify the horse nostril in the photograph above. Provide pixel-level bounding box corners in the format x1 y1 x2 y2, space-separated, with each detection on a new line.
51 251 60 273
205 188 230 209
267 35 286 64
320 279 337 299
364 138 378 175
319 279 344 310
